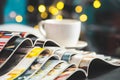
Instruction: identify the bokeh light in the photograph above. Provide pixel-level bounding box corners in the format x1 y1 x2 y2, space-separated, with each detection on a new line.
15 15 23 22
49 6 58 15
27 5 34 12
41 12 48 19
93 0 101 8
56 1 64 10
75 5 83 13
38 4 46 13
9 11 16 18
34 25 39 29
56 14 63 20
79 14 88 22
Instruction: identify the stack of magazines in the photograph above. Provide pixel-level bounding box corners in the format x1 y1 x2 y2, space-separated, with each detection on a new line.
0 31 120 80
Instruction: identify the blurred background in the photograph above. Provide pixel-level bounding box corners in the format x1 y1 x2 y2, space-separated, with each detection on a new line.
0 0 120 57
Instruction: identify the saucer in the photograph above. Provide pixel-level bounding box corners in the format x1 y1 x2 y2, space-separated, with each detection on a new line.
65 41 88 49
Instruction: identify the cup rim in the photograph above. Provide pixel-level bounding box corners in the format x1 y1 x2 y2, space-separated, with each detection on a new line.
39 19 81 25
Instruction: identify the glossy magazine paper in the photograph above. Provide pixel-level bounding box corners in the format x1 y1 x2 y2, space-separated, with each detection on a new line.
0 31 120 80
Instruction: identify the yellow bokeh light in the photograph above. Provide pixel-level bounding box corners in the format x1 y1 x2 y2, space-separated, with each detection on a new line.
79 14 88 22
38 4 46 13
34 25 39 29
15 15 23 22
56 1 64 10
27 5 34 12
49 6 58 15
41 12 48 19
75 5 83 13
93 0 101 8
49 6 54 12
56 15 63 20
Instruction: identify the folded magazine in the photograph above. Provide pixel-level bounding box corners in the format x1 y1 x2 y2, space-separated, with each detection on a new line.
0 31 120 80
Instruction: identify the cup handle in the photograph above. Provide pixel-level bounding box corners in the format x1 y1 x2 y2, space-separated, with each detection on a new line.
39 21 46 38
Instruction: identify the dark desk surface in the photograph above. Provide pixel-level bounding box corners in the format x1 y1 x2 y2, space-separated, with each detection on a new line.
86 67 120 80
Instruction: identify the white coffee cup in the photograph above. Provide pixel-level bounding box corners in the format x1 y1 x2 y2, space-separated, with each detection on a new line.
39 19 81 47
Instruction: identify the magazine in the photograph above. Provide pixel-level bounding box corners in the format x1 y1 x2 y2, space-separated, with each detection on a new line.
0 31 120 80
0 31 36 74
